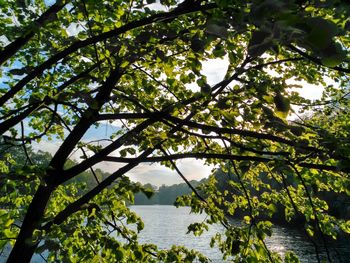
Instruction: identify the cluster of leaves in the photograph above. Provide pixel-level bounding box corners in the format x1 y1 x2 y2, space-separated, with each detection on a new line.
0 0 349 262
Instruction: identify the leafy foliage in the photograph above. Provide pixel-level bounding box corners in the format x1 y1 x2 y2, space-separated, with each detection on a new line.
0 0 349 262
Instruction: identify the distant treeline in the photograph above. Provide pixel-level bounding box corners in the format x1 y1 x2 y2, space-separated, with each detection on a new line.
133 180 204 205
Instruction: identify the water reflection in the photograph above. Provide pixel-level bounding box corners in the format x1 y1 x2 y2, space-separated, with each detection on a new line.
266 225 350 263
130 205 350 263
130 205 225 262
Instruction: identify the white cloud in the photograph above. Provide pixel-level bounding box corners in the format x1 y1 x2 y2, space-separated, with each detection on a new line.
94 158 213 187
286 79 325 101
201 57 229 85
32 140 60 154
127 160 212 187
66 22 85 37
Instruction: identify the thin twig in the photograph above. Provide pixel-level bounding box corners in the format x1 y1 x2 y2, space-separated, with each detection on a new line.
290 163 332 262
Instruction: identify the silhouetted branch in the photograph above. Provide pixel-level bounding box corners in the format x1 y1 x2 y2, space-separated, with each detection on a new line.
103 153 350 173
288 45 350 74
0 0 68 66
0 3 217 107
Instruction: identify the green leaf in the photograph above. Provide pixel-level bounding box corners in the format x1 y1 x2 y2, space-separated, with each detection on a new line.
142 188 154 199
320 42 347 67
206 22 228 39
285 251 300 263
190 38 205 52
115 248 125 261
213 44 227 57
274 93 290 113
305 17 339 50
248 30 272 57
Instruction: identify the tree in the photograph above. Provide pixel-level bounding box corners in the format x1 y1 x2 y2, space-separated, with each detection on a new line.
0 0 349 262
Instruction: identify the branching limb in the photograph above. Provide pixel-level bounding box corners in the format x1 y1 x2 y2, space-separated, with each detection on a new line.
0 0 69 66
287 45 350 74
41 147 155 232
159 147 207 203
289 163 332 263
102 152 349 173
0 3 217 107
222 139 274 263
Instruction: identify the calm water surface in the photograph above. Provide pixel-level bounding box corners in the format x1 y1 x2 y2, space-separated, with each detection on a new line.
130 205 350 263
1 205 349 262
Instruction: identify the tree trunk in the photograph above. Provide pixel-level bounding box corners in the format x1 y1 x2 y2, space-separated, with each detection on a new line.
7 185 53 263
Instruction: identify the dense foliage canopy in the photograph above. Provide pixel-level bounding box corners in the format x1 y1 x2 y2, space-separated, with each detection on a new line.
0 0 349 262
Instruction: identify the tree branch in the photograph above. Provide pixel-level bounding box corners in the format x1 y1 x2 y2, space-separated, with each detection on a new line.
159 147 207 203
48 67 123 171
97 112 152 120
103 152 350 173
0 0 68 66
41 148 155 232
287 44 350 74
165 115 308 148
0 3 217 107
0 61 101 134
160 118 290 157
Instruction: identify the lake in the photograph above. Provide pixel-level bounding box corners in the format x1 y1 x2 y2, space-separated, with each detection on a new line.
1 205 349 262
129 205 350 263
